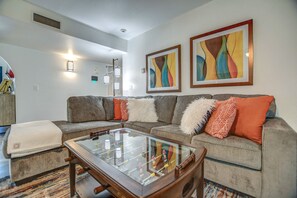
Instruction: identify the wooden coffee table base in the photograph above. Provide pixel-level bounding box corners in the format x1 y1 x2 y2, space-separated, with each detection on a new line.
67 153 205 198
64 129 206 198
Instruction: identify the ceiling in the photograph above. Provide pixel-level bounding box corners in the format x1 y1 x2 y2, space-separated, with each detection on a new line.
0 0 212 63
25 0 212 40
0 16 124 63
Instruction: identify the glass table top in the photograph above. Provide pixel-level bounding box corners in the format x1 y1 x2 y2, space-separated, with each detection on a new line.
75 128 196 186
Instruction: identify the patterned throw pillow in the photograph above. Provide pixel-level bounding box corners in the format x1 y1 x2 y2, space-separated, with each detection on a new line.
180 98 216 135
205 98 237 139
121 100 128 121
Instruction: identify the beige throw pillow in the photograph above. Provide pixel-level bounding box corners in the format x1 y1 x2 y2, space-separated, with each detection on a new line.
180 98 216 135
127 99 158 122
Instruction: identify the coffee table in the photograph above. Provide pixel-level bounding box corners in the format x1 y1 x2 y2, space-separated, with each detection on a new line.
64 128 206 198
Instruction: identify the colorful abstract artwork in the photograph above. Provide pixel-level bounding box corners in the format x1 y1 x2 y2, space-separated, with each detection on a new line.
190 20 253 88
146 45 181 93
0 57 15 94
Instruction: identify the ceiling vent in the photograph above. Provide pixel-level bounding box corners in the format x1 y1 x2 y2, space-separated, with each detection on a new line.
33 13 61 29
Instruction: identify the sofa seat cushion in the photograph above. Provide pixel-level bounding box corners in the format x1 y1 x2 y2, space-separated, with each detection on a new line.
54 121 121 142
191 133 262 170
123 121 168 134
151 125 194 144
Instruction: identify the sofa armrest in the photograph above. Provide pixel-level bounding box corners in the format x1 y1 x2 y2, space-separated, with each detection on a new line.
2 127 11 159
262 118 297 197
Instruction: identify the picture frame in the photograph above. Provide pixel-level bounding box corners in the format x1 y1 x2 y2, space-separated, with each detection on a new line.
190 19 253 88
146 45 181 93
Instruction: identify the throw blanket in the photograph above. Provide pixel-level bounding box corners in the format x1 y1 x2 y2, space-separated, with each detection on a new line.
7 120 62 158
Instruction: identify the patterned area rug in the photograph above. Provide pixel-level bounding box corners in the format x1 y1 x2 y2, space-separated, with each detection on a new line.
0 166 250 198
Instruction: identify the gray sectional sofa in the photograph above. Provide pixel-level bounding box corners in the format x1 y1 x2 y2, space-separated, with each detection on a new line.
2 94 296 198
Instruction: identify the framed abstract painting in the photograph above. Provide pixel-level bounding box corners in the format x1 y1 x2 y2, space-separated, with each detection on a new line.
146 45 181 93
190 19 253 88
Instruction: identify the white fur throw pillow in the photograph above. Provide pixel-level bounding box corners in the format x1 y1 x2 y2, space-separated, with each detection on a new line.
180 98 216 135
127 98 158 122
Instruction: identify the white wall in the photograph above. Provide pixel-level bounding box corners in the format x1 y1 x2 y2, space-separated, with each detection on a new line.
0 43 109 123
123 0 297 131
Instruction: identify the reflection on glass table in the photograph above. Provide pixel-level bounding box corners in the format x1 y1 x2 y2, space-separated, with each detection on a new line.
76 128 196 186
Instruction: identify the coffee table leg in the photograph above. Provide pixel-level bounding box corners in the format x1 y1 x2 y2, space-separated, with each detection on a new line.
196 163 204 198
196 181 203 198
69 162 76 197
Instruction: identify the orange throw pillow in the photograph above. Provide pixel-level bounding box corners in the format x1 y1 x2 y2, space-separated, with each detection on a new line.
121 100 129 121
230 96 274 144
205 98 236 139
113 98 122 120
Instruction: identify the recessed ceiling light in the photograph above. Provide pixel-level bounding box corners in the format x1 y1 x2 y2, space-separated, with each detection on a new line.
120 28 127 33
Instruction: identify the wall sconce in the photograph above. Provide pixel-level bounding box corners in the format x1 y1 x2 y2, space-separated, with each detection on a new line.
66 61 74 72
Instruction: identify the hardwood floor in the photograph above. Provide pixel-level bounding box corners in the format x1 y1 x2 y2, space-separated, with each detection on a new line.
0 133 9 180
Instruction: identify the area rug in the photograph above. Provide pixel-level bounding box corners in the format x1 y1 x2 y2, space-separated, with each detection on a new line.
0 167 250 198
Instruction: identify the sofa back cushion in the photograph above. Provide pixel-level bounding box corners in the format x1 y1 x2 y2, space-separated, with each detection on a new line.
212 94 276 118
67 96 106 123
172 94 212 125
103 97 114 120
153 95 177 123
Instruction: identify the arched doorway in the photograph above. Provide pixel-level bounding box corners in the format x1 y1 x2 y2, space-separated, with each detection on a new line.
0 56 15 179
